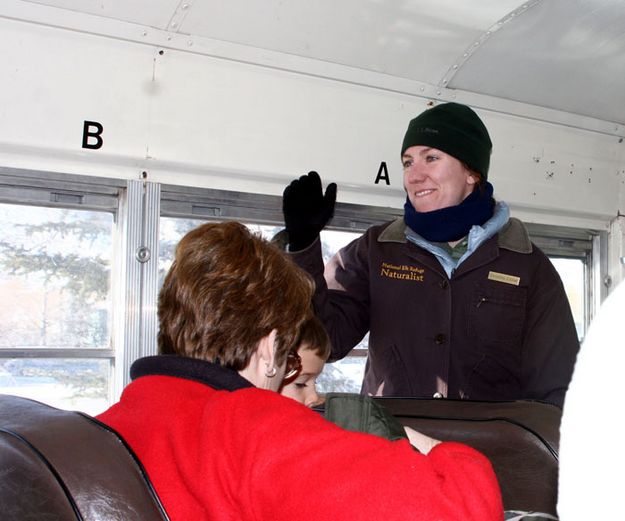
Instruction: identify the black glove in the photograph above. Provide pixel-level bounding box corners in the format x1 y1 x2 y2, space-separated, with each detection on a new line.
283 171 337 251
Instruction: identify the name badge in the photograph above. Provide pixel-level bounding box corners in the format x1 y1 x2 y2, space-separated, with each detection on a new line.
488 271 521 286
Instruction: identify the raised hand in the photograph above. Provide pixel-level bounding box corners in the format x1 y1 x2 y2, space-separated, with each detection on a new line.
282 171 337 251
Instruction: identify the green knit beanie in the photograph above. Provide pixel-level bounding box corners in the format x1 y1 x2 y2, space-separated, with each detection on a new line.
401 102 492 179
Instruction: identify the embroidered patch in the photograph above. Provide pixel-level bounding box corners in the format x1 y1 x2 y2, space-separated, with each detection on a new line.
488 271 521 286
380 262 425 282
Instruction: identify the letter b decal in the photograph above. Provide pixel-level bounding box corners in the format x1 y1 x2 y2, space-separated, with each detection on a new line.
82 120 103 149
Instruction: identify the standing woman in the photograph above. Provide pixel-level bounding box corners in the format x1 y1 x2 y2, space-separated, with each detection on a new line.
282 102 580 407
97 221 503 521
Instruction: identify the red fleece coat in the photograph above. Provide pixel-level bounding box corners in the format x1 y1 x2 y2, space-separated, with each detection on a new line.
97 375 503 521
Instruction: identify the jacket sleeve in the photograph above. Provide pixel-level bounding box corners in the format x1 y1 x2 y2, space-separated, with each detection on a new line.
290 234 372 361
521 251 581 407
211 389 504 521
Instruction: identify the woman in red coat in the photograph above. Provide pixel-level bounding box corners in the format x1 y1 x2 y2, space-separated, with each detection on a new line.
97 221 503 521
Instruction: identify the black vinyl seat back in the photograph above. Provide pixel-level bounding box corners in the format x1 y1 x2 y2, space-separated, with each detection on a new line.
1 393 560 518
0 394 169 521
375 397 561 516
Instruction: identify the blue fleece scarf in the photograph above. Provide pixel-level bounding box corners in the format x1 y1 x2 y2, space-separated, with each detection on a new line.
403 182 495 242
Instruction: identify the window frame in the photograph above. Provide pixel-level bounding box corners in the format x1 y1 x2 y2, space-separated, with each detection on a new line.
0 168 607 406
0 167 124 407
161 183 605 338
524 221 606 333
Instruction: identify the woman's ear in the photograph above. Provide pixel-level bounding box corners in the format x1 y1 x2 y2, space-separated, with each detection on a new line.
258 329 278 369
238 329 282 391
258 329 282 391
465 170 479 186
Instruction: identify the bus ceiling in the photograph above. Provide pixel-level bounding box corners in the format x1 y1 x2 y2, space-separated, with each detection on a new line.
0 1 624 227
3 0 624 132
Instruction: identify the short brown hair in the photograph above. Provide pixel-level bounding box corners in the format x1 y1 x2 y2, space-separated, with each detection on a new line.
296 315 331 361
158 221 314 370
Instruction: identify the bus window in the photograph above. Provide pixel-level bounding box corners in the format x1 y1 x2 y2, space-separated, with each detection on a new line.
0 203 114 414
550 257 586 339
157 215 594 394
315 229 368 393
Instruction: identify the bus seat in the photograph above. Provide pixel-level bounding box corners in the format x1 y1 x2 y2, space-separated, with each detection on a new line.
375 397 561 517
0 394 169 521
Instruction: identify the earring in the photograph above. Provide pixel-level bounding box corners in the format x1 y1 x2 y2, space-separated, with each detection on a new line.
265 364 277 378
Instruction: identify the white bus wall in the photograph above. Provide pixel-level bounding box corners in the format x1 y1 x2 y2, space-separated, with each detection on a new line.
1 16 624 282
608 217 625 289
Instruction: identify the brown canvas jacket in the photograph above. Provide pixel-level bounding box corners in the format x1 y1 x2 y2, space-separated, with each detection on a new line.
291 217 580 407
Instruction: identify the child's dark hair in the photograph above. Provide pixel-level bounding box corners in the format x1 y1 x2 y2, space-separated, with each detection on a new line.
297 314 331 361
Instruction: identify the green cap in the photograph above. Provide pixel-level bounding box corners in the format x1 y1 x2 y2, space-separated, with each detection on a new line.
401 102 492 179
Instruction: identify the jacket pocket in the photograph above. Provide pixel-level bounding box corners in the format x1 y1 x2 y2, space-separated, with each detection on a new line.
463 283 527 399
467 282 527 346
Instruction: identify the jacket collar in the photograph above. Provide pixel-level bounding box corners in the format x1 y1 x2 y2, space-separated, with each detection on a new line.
378 215 533 254
497 217 533 253
130 355 254 392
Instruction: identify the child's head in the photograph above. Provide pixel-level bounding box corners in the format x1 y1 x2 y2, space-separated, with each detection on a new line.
280 315 331 407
